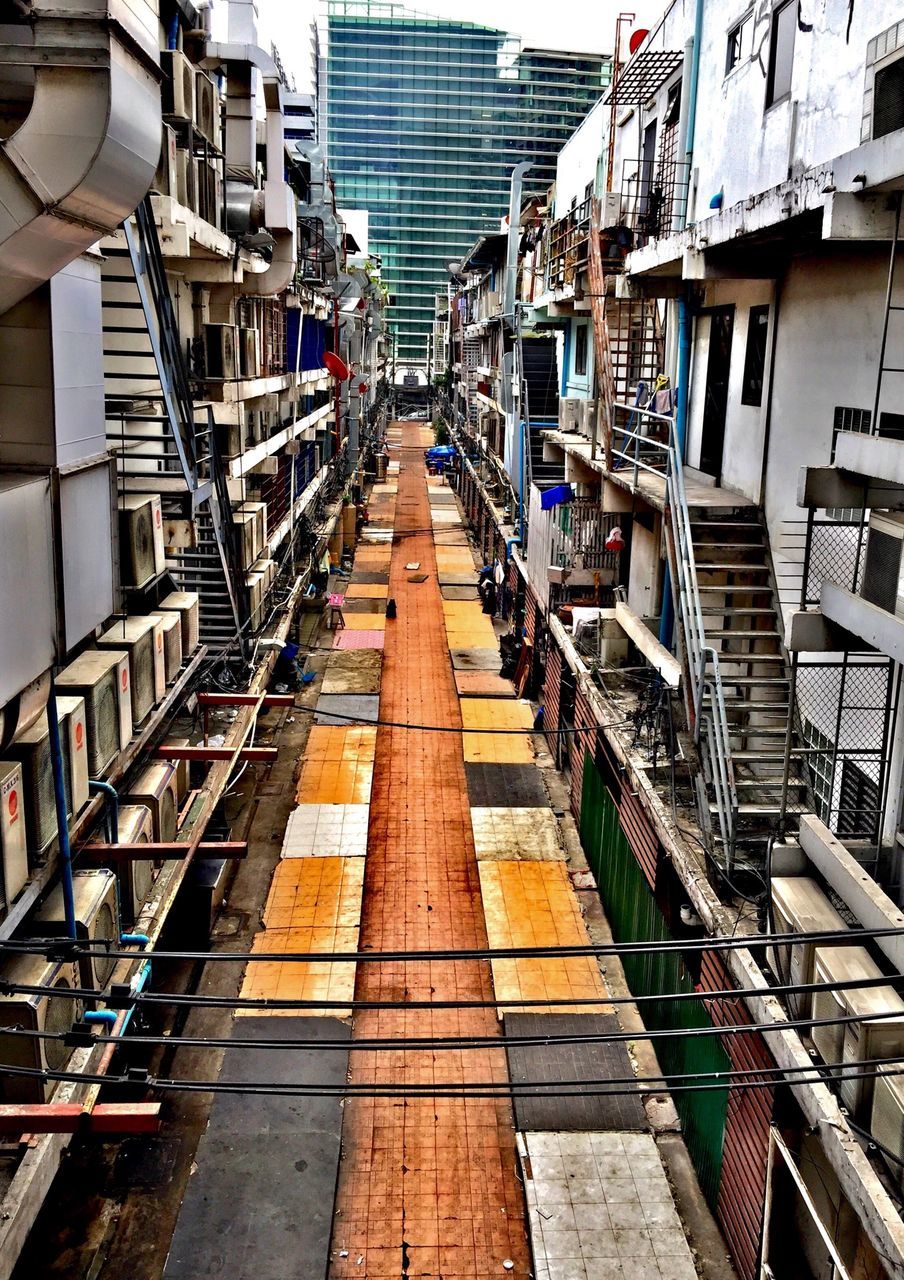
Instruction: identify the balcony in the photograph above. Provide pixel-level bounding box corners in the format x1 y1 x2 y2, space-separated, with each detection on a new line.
620 157 691 247
549 501 627 580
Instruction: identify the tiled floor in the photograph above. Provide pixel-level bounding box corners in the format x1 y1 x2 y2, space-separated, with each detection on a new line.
237 857 364 1017
281 803 370 858
295 725 377 804
470 806 566 861
329 423 530 1278
478 861 610 1014
519 1131 698 1280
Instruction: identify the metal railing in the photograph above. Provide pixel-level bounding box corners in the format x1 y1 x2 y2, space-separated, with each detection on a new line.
611 400 739 865
620 157 691 245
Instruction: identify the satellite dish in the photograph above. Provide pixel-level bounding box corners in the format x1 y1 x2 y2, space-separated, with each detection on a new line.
629 28 649 55
323 351 351 380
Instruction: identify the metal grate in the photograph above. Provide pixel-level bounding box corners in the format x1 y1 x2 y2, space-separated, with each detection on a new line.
604 49 683 105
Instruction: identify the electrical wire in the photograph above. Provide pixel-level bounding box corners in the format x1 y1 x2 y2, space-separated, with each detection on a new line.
5 1000 904 1056
2 1053 904 1102
3 921 901 967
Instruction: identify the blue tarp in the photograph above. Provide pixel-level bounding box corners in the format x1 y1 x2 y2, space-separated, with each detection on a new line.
540 483 575 510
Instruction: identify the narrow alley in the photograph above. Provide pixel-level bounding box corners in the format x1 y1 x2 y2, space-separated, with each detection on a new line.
153 422 711 1280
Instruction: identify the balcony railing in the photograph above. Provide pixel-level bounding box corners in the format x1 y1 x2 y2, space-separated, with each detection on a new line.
620 157 691 245
550 502 626 573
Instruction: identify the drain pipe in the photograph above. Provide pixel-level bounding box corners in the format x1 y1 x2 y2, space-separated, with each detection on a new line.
46 686 75 938
89 779 120 846
659 1 703 648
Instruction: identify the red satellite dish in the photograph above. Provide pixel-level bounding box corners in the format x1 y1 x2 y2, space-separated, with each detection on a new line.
628 28 649 54
323 351 351 380
358 381 368 394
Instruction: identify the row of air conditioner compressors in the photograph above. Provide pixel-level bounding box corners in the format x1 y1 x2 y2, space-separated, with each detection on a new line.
232 500 278 624
559 398 598 437
0 756 191 1106
203 322 263 382
771 875 904 1191
0 594 199 911
153 129 222 230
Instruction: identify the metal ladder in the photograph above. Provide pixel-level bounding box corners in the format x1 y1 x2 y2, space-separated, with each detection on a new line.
103 195 247 655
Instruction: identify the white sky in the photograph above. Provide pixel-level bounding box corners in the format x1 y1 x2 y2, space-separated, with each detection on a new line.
256 0 666 86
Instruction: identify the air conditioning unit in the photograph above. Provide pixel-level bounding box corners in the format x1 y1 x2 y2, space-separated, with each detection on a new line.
56 650 132 776
7 713 61 855
116 803 156 924
119 494 166 589
238 501 268 550
97 617 158 727
34 868 120 994
161 49 195 122
55 695 90 815
245 570 264 627
175 147 192 209
0 953 83 1103
152 124 178 197
148 615 167 702
158 591 200 655
770 877 847 1018
252 556 277 594
812 945 904 1117
559 398 583 433
165 738 191 804
216 420 243 458
862 511 904 618
0 761 28 906
198 162 223 230
871 1067 904 1190
151 611 183 684
239 327 260 378
581 399 598 437
123 762 179 844
234 510 261 570
194 69 218 145
601 190 622 228
204 323 237 380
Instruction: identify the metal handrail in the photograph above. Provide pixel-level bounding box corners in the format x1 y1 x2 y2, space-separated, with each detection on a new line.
612 400 739 866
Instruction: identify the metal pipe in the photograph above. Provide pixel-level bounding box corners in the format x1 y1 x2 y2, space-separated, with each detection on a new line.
89 779 120 844
503 162 534 322
46 687 75 939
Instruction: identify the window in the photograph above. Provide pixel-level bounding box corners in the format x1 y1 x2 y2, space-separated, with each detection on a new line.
765 0 796 107
574 325 588 377
827 406 871 521
874 58 904 139
837 759 880 841
740 305 769 406
801 719 833 825
726 12 752 75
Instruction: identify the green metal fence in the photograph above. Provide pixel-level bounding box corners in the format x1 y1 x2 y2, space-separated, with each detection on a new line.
579 752 729 1207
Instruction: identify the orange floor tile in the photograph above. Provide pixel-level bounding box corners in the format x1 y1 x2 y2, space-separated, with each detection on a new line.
237 857 364 1017
454 671 516 698
296 725 377 804
460 698 535 765
329 423 529 1278
341 612 388 631
477 860 610 1015
346 583 390 599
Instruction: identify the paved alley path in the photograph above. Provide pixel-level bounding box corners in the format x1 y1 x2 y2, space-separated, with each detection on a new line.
328 423 531 1279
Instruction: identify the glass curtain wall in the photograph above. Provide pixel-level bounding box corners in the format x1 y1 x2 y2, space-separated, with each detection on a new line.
325 0 610 364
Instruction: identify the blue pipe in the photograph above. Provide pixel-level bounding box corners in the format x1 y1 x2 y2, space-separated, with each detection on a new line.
46 686 76 939
121 933 150 948
506 537 521 559
658 296 693 647
120 961 151 1034
89 779 119 844
166 14 180 50
84 1010 118 1026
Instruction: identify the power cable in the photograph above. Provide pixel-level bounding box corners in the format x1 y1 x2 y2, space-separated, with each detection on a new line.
1 1053 904 1102
4 1000 904 1056
2 922 901 967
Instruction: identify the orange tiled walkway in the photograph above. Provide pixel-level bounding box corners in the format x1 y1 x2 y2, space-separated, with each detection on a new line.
329 424 530 1278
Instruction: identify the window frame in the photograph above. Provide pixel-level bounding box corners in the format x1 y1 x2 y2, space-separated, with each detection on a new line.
765 0 797 109
725 10 753 77
740 304 770 406
574 324 588 377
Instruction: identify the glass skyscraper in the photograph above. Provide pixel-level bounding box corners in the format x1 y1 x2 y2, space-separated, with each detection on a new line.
324 0 610 365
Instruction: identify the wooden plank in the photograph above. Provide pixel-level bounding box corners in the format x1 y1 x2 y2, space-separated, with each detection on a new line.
151 746 278 762
0 1104 160 1136
195 693 294 707
80 842 248 861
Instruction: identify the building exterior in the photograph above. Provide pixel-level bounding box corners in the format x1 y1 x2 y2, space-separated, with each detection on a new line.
0 0 387 1261
440 4 904 1276
322 0 610 366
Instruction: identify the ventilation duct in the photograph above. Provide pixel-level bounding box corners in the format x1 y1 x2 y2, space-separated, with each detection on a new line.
0 1 162 317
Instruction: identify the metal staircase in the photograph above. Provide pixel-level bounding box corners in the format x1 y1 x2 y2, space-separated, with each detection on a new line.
611 404 810 879
101 195 247 655
521 335 563 488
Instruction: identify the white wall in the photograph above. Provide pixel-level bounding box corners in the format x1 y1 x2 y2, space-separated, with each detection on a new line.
554 97 607 215
612 1 904 229
685 278 774 500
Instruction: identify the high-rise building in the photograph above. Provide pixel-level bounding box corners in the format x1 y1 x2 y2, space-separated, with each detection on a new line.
323 0 610 365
